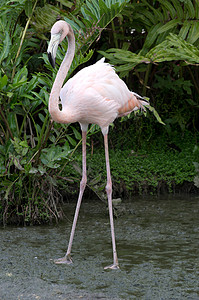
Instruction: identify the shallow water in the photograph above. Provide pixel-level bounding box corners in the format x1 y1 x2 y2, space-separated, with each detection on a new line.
1 195 199 299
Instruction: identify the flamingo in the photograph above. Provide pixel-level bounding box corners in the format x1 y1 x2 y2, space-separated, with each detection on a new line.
47 20 149 270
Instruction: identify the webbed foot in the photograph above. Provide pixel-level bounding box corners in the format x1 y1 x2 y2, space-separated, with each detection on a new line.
104 263 119 270
54 254 72 265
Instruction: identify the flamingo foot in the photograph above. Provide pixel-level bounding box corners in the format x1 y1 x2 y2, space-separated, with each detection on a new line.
54 254 72 265
104 263 119 270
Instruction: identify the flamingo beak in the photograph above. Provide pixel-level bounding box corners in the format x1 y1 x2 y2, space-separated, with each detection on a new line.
48 52 55 68
47 33 61 68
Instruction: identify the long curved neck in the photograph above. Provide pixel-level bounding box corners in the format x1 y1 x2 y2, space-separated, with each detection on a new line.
49 25 75 123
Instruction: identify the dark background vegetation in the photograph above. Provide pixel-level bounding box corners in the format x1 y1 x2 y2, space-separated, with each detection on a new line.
0 0 199 225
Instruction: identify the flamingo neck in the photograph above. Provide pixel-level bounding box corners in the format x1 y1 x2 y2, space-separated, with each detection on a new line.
49 25 75 123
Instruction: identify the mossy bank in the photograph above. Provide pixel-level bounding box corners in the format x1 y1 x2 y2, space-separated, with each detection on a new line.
61 129 199 200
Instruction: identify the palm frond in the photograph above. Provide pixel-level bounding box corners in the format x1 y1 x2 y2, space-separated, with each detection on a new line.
100 0 199 73
100 33 199 72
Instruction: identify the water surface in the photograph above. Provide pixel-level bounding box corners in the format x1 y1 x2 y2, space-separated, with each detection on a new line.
1 195 199 299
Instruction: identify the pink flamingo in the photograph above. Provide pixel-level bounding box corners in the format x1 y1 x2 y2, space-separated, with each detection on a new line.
47 20 149 270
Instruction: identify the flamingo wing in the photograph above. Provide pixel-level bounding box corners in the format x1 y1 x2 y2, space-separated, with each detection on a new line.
60 58 148 128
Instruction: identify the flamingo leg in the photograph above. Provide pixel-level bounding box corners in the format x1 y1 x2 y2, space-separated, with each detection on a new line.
103 134 119 270
54 130 87 264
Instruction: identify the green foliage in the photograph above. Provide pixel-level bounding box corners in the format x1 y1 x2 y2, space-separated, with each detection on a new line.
193 145 199 188
0 0 132 225
0 0 66 224
133 0 199 52
30 3 69 40
100 34 199 72
99 0 199 138
64 0 128 51
45 0 129 80
84 131 196 196
0 0 198 225
99 0 199 96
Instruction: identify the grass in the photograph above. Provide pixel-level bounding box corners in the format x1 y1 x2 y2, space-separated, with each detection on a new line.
61 128 198 199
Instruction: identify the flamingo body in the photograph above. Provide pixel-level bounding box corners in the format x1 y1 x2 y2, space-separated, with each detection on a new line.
47 20 149 269
60 57 147 134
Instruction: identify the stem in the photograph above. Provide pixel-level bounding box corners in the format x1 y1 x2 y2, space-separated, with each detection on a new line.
0 119 7 141
27 149 40 165
0 107 14 140
142 64 152 95
111 20 118 48
0 135 4 145
187 65 199 96
34 118 53 164
36 112 51 151
11 0 38 82
39 119 54 150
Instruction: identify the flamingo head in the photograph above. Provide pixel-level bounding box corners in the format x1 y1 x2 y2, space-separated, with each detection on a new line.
47 20 70 68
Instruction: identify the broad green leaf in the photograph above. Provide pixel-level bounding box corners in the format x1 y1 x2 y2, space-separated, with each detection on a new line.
20 93 35 100
185 98 199 108
11 138 29 156
170 0 184 19
71 126 82 140
186 22 199 44
13 66 28 85
141 23 163 54
81 7 97 22
102 32 199 73
133 10 152 28
86 0 100 19
142 0 164 21
147 105 165 125
0 31 11 63
39 113 45 122
179 20 191 40
25 0 32 18
29 167 38 174
31 91 47 105
99 0 109 14
184 0 195 19
158 0 176 19
157 19 181 34
67 135 77 146
19 140 29 148
38 165 46 175
40 145 69 168
63 141 71 153
139 9 157 25
7 114 18 137
56 0 73 8
0 74 8 90
196 0 199 19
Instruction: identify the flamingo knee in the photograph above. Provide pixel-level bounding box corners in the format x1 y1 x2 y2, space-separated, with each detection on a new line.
80 176 87 191
106 181 112 197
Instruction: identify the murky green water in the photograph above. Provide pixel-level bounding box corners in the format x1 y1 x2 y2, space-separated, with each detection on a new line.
1 195 199 299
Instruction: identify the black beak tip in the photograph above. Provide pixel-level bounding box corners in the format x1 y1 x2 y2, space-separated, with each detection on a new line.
48 52 55 69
